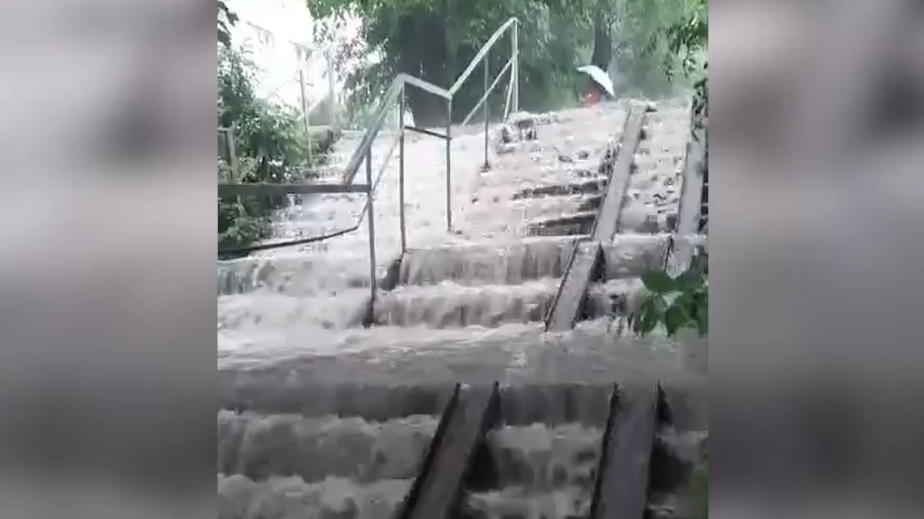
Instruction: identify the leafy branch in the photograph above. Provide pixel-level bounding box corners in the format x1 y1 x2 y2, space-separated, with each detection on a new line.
218 0 239 48
630 247 708 337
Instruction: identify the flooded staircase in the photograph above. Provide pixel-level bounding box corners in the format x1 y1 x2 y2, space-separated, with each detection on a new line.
218 99 706 519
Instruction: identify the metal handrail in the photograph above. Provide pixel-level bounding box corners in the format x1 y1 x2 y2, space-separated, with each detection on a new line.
218 18 520 304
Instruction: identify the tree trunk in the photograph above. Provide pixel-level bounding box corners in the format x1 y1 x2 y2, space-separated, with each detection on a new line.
396 12 450 128
590 1 612 71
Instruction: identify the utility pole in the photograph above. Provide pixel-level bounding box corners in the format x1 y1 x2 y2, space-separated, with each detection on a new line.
326 48 336 130
298 67 310 134
298 67 312 162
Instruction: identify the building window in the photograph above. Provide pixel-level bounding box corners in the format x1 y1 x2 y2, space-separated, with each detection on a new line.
294 44 311 63
249 23 274 49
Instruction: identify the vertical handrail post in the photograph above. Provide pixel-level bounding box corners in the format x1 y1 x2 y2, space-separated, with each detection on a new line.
227 127 238 175
482 53 490 170
226 127 241 207
298 68 312 163
511 20 519 113
326 48 336 130
445 99 453 232
366 153 377 301
398 91 407 252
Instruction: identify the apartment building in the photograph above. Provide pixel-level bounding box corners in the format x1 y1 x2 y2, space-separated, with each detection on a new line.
225 0 332 118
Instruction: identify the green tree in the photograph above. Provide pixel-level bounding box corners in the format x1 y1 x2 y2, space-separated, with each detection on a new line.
218 0 238 47
217 6 330 256
309 0 599 126
600 0 705 96
310 0 707 127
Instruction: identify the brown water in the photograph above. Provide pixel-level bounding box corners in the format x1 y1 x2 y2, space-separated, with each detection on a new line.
216 100 698 519
462 424 603 519
217 412 439 519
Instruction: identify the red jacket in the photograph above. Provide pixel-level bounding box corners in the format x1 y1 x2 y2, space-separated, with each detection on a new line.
583 84 602 106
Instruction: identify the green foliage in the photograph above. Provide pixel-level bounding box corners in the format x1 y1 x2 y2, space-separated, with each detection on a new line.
631 247 708 337
604 0 705 96
309 0 598 123
653 0 707 128
217 44 329 255
309 0 709 125
218 0 238 48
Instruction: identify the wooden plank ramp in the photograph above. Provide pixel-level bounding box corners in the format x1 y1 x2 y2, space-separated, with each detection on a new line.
591 108 647 242
545 107 647 332
545 240 602 331
396 383 501 519
590 383 661 519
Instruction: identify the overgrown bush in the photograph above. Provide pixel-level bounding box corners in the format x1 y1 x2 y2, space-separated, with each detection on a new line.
630 247 708 336
217 43 330 256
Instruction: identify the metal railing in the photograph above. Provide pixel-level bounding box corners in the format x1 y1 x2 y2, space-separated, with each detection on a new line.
219 18 521 303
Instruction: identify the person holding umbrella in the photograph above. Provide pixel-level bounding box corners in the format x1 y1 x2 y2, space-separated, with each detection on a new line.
577 65 616 106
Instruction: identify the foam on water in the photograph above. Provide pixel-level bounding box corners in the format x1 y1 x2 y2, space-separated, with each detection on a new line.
398 237 577 287
218 411 439 483
218 412 439 519
372 278 559 328
216 100 701 519
218 474 411 519
218 289 370 331
463 423 603 519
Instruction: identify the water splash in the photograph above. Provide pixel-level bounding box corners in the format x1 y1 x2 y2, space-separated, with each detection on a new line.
219 411 438 483
399 238 576 287
371 279 559 328
219 474 412 519
462 424 603 519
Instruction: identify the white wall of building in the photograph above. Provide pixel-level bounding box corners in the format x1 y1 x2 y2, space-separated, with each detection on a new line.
226 0 332 115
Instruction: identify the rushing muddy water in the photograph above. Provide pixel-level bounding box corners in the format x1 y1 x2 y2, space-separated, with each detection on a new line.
217 100 699 519
462 424 603 519
218 412 439 519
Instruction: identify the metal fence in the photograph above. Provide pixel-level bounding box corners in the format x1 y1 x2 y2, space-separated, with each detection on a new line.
218 18 521 305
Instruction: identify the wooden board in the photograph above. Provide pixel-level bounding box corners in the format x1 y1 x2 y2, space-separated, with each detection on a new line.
592 110 646 241
590 383 660 519
545 241 602 331
398 383 501 519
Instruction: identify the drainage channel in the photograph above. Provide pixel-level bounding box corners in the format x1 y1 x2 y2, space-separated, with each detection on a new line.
396 383 672 519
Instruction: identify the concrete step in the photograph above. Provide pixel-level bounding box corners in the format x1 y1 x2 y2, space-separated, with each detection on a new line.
511 176 609 200
217 289 369 331
600 233 672 279
218 252 374 296
527 211 597 237
215 381 705 519
371 279 559 329
217 320 700 388
218 473 412 519
396 236 578 287
218 410 438 483
461 421 605 518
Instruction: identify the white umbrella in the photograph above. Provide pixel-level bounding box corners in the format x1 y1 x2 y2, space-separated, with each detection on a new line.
577 65 615 98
